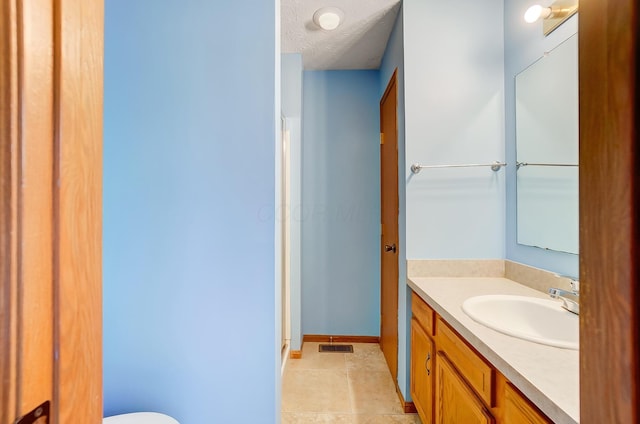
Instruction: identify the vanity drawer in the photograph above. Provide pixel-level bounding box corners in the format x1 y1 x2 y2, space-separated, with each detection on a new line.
412 292 435 336
436 317 495 406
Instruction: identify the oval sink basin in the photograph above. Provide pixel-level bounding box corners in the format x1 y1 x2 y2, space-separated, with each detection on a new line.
462 295 579 350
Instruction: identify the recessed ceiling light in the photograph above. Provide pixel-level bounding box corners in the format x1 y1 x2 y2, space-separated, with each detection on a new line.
313 7 344 31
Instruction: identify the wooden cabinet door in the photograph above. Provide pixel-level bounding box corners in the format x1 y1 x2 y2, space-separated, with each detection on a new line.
435 353 494 424
411 318 434 424
504 383 551 424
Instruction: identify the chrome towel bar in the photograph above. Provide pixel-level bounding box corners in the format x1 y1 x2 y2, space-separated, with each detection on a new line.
410 161 507 174
516 162 578 169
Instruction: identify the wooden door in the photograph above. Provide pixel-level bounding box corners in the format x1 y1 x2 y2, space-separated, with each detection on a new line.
380 70 399 381
411 318 434 424
435 353 494 424
0 1 103 423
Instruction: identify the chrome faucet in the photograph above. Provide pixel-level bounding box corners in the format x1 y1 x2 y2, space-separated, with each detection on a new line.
548 279 579 315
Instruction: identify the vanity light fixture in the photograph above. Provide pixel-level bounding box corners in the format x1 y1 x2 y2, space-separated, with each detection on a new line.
313 7 344 31
524 0 578 36
524 5 552 23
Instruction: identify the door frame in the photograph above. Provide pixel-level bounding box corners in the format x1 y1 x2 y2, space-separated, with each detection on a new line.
281 115 291 355
0 0 103 422
578 0 639 422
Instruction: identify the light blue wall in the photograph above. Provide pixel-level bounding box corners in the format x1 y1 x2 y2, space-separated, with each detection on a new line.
379 7 411 401
504 0 579 277
403 0 506 260
395 0 505 401
103 1 279 423
281 54 303 351
301 70 381 337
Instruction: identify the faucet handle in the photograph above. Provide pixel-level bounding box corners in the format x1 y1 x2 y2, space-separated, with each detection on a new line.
554 273 579 292
570 279 579 293
548 286 580 315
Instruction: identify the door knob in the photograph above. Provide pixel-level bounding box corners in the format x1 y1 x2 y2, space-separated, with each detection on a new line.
384 244 396 253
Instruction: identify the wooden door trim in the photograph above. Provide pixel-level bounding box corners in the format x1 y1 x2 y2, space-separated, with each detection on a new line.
0 1 20 421
1 0 58 418
21 0 57 417
303 334 380 344
579 0 639 422
381 69 398 108
0 1 103 422
53 0 104 422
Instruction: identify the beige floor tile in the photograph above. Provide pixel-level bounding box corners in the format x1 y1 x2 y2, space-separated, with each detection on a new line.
282 343 421 423
346 343 389 371
282 369 351 413
286 342 347 370
347 370 404 415
281 412 355 423
352 414 422 423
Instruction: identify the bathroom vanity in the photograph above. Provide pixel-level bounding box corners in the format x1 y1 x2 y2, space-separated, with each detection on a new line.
408 276 579 424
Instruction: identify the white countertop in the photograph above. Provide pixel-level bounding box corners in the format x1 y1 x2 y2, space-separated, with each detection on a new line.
408 277 579 424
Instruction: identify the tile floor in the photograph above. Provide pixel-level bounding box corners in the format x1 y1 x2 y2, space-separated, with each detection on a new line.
281 342 422 423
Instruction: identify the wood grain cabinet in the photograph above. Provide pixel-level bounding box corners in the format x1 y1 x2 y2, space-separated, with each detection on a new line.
411 293 436 423
436 317 495 407
410 292 553 424
411 318 434 423
504 383 552 424
435 353 495 424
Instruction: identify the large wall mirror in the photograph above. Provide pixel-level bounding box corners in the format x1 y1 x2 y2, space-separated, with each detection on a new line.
515 33 578 254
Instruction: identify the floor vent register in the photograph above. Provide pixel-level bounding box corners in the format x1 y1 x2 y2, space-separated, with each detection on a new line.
318 344 354 353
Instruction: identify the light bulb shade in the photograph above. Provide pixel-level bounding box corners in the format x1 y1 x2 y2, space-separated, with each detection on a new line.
313 7 344 30
524 5 552 23
524 0 578 35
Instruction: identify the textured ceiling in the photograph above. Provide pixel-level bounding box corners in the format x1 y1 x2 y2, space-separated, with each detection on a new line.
281 0 402 70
